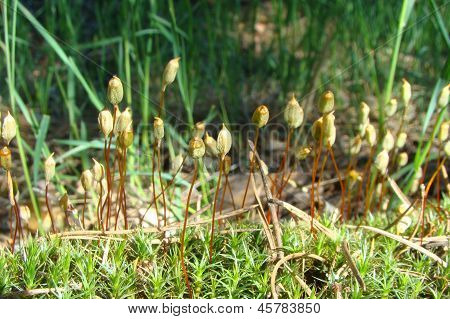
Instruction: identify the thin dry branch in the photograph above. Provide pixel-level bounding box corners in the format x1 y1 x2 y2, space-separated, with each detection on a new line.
270 253 325 299
347 225 447 267
269 198 338 241
341 240 366 291
251 173 277 254
248 139 284 259
51 204 258 238
387 175 411 207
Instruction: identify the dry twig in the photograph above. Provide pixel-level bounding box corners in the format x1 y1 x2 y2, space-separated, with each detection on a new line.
270 253 325 299
248 139 284 259
347 225 447 267
341 240 366 291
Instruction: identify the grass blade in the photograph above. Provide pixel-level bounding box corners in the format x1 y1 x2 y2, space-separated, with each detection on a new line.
17 1 103 110
32 115 50 184
382 0 416 132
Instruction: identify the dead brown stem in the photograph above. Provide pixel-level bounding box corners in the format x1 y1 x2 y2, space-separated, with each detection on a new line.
248 139 284 259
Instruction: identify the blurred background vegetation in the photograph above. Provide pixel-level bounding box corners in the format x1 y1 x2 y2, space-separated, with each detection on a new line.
0 0 449 216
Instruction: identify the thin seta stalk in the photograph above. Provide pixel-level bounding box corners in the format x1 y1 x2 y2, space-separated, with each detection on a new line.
242 105 269 209
149 57 180 228
5 168 23 253
218 156 232 227
269 97 302 223
328 141 345 221
356 147 374 218
241 127 259 208
105 76 124 229
181 136 205 298
140 154 187 225
114 124 133 230
92 159 105 232
44 153 57 233
151 143 160 228
45 184 56 233
421 158 446 243
310 126 323 229
98 107 115 230
210 157 223 262
79 169 94 230
180 161 197 299
154 117 167 229
225 173 236 210
2 115 26 248
310 91 335 227
210 124 232 263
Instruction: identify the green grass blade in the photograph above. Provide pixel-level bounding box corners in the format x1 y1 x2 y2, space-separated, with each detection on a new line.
382 0 416 133
429 0 450 48
420 79 444 137
32 115 50 184
3 0 42 224
17 1 103 110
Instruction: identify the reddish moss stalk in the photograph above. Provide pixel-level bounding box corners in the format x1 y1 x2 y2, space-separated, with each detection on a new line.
225 174 236 210
377 175 386 213
344 155 356 217
104 105 117 230
45 184 56 233
97 179 105 232
315 149 329 214
328 142 345 221
122 148 128 229
140 155 187 225
11 207 19 253
420 159 446 244
9 206 13 247
209 157 224 263
218 172 230 227
10 193 23 253
103 139 111 230
81 191 87 229
151 144 160 228
156 145 167 228
114 149 128 230
356 147 374 218
241 128 259 208
279 128 293 193
364 170 378 218
180 161 197 299
310 127 324 230
436 145 442 215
